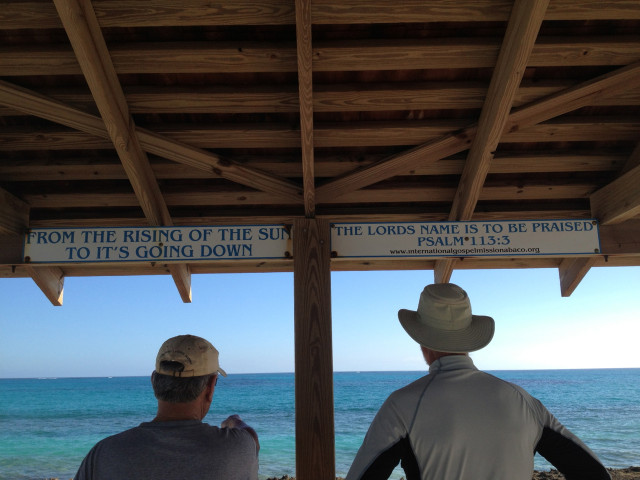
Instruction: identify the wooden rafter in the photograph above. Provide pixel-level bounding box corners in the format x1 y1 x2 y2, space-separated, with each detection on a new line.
590 162 640 225
295 0 316 217
589 116 639 225
434 0 549 283
620 141 640 174
53 0 170 226
26 266 65 306
53 0 193 302
169 264 192 304
316 61 640 202
559 257 597 297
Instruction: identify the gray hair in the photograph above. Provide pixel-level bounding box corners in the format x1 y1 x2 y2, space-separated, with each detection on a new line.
151 369 216 403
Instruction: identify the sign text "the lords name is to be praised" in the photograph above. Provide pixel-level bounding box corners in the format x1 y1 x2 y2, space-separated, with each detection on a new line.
23 225 291 263
331 220 600 258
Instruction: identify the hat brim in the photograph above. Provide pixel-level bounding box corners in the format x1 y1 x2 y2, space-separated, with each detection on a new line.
398 309 495 353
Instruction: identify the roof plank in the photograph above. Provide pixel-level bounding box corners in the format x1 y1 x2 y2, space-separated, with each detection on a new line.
3 0 640 30
0 153 628 182
2 82 638 116
4 38 640 76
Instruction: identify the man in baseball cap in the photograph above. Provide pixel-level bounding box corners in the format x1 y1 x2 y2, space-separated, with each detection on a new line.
75 334 259 480
346 283 609 480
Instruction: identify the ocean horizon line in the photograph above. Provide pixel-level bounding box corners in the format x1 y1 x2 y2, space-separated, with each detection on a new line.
2 366 639 380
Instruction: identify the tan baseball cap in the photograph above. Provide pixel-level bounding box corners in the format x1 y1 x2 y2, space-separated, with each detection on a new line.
155 334 227 377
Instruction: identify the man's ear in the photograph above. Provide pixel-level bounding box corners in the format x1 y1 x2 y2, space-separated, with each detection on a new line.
205 375 217 402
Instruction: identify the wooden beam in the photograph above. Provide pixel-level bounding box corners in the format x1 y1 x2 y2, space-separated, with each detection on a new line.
53 0 170 226
52 0 197 302
293 218 335 480
3 0 640 30
0 152 629 182
4 38 640 77
0 188 30 235
316 61 640 201
295 0 316 217
589 138 640 227
20 181 600 209
0 235 24 265
169 264 192 303
435 0 548 283
314 0 640 24
26 266 64 306
558 257 597 297
620 141 640 175
599 219 640 255
0 80 303 202
590 163 640 225
2 114 639 151
450 0 548 221
1 81 637 116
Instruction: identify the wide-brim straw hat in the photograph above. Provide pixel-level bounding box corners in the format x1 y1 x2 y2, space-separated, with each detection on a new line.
398 283 495 353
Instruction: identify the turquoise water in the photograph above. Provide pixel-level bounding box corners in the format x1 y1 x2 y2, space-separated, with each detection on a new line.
1 369 638 480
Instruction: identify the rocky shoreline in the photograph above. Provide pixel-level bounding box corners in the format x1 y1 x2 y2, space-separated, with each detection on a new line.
531 467 640 479
265 467 640 480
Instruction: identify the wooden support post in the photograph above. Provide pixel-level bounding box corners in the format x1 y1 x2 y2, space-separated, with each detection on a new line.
293 218 335 480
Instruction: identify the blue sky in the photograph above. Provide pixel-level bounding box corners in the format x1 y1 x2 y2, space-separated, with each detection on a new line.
1 266 638 378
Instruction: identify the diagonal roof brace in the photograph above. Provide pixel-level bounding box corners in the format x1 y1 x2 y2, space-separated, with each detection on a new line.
435 0 550 284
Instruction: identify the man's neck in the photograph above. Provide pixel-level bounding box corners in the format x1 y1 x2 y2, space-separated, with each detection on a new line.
422 347 467 365
153 400 203 422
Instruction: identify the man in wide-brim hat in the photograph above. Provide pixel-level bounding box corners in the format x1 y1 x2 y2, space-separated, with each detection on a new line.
346 283 610 480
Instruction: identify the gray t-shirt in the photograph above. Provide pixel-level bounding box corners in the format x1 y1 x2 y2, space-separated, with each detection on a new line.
74 419 258 480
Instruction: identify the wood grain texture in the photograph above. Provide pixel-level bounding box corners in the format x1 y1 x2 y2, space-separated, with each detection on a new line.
293 218 335 480
295 0 316 217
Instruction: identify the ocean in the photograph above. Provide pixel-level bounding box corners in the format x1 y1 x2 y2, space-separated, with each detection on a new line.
1 369 638 480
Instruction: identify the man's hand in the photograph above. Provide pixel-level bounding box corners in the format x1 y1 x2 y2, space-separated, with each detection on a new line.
221 414 260 452
221 414 244 429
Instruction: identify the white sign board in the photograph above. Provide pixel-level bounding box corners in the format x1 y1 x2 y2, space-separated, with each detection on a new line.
23 225 291 263
331 220 600 258
23 220 600 264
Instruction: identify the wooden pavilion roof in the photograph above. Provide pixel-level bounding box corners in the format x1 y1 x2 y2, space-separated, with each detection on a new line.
1 0 640 303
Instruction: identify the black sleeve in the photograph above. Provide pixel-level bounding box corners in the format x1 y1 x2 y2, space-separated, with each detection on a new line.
359 436 420 480
535 427 610 480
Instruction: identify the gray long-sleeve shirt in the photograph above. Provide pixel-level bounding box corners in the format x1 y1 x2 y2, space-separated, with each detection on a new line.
346 356 609 480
